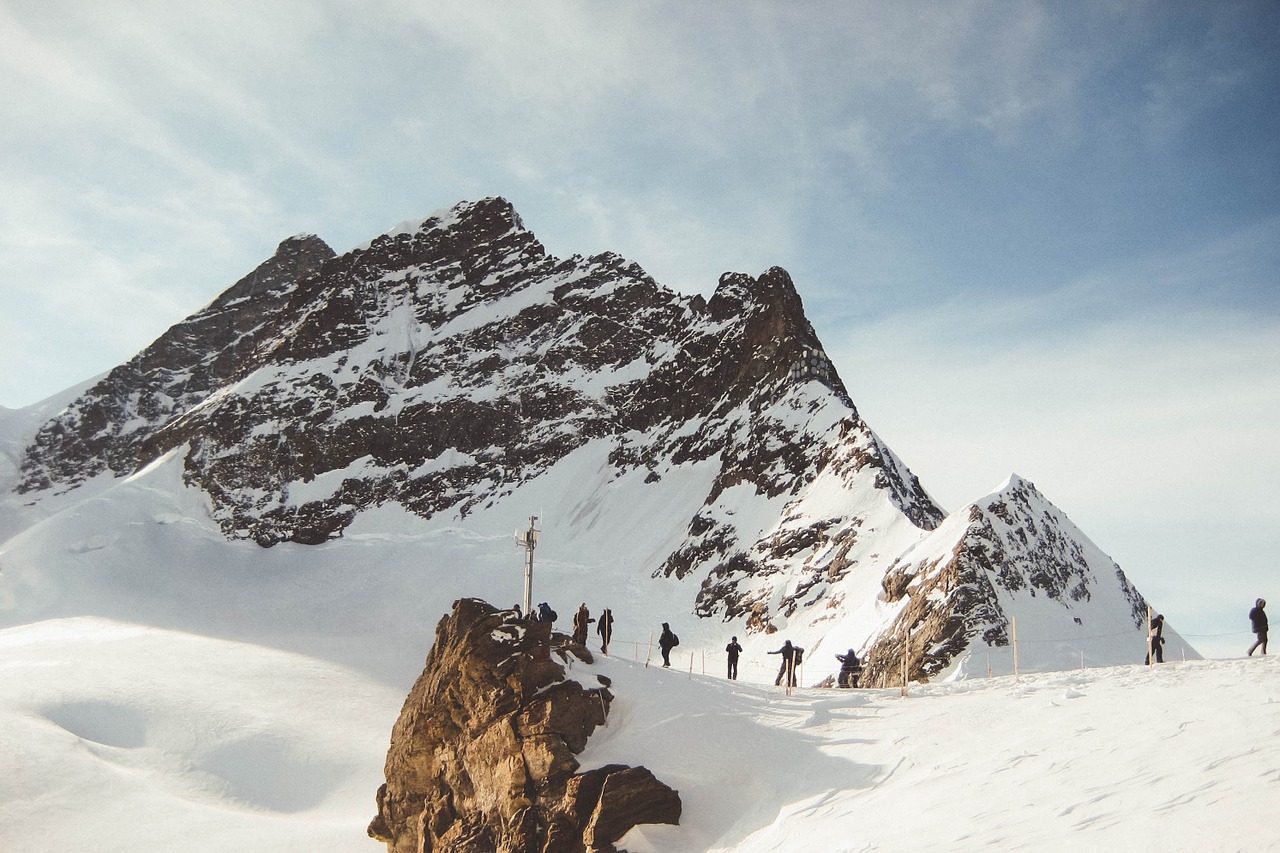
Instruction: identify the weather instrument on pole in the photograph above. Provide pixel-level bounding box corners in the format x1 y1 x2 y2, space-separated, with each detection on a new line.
515 516 540 616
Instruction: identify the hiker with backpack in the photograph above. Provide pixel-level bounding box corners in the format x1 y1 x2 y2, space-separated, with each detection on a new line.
836 648 862 687
768 640 803 687
532 602 557 625
658 622 679 667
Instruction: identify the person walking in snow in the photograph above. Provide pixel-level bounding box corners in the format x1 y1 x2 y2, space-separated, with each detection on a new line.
658 622 679 667
1145 614 1165 664
1248 598 1268 656
572 603 594 645
768 640 802 687
836 648 862 687
725 636 743 680
597 607 614 655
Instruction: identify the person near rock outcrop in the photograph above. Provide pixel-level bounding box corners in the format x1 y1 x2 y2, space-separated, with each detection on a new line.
658 622 679 667
836 649 861 687
572 603 594 645
1145 614 1165 664
768 640 803 687
1248 598 1268 656
725 636 743 680
533 602 557 624
597 607 614 655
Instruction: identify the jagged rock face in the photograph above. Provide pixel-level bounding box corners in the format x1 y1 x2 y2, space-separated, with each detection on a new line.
859 476 1149 686
369 598 680 853
18 234 335 494
7 195 1177 680
13 197 942 622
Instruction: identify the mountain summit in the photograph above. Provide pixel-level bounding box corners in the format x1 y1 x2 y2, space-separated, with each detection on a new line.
1 198 1192 683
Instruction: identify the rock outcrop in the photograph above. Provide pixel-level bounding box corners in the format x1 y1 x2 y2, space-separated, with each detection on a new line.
369 598 680 853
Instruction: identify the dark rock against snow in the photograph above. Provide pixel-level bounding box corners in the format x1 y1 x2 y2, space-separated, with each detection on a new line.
368 598 680 853
859 475 1150 686
15 197 939 558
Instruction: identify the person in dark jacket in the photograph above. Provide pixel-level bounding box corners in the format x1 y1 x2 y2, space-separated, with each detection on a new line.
597 607 614 655
1145 614 1165 664
572 603 594 645
768 640 802 687
658 622 679 667
1248 598 1268 656
836 649 862 687
725 636 743 680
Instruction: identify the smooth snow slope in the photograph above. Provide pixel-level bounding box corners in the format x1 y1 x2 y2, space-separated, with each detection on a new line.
0 617 1273 853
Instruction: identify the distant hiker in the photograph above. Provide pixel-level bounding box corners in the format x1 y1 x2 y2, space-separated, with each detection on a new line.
659 622 679 667
507 604 523 623
572 603 594 645
597 607 614 655
725 636 743 680
768 640 803 687
836 649 861 688
1248 598 1268 656
1145 614 1165 664
535 602 557 624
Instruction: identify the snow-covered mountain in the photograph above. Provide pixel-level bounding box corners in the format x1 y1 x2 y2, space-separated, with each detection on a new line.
0 197 1194 688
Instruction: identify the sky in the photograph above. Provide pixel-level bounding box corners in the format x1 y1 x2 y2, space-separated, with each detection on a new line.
1 0 1277 654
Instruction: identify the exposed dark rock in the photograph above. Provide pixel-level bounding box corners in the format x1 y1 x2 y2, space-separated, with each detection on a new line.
370 598 680 853
13 197 945 630
859 477 1148 686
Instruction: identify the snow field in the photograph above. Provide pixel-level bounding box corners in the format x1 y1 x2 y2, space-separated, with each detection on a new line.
575 653 1280 853
1 614 1274 851
0 618 401 853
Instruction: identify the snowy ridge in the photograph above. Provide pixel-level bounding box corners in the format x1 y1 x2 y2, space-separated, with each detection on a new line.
2 197 1192 693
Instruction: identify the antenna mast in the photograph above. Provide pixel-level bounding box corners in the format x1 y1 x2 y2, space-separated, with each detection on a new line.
514 516 540 615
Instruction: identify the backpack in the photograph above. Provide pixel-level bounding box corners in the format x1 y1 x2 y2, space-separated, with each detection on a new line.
672 633 680 647
793 647 804 665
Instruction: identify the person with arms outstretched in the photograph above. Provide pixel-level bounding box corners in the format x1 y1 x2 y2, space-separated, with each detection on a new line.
768 640 802 687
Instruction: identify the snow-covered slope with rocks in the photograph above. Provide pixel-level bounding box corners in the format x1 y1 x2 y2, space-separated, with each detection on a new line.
0 616 1268 853
0 197 1194 692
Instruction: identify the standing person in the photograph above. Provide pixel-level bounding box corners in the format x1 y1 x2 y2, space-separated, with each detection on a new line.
1145 614 1165 664
597 607 614 655
768 640 801 687
658 622 679 667
1248 598 1268 656
725 636 743 680
836 649 861 688
572 603 594 645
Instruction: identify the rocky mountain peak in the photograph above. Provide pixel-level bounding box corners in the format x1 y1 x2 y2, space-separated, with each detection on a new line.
5 196 1176 688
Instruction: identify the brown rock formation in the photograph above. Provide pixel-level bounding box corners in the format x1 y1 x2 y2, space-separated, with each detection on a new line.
369 598 681 852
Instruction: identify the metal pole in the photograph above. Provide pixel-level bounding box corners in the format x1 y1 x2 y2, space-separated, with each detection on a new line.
518 516 538 616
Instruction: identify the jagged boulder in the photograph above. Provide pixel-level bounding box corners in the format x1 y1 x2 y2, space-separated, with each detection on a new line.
369 598 680 853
